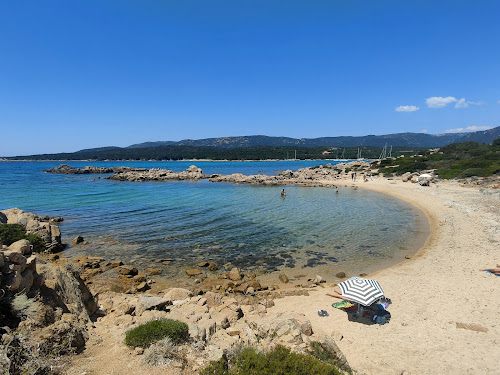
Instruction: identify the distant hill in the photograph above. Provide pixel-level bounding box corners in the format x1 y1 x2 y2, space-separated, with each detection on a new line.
126 127 500 149
4 127 499 160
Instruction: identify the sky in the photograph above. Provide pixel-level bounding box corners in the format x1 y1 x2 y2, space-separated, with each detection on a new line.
1 0 499 156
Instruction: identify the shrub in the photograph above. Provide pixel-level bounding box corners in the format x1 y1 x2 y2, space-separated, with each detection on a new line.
25 234 46 252
124 319 189 348
0 224 46 252
142 337 185 367
459 168 489 178
10 294 41 319
199 345 343 375
0 224 26 246
436 168 461 179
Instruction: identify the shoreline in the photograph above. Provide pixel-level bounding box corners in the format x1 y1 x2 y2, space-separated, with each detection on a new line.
57 180 430 292
268 177 500 374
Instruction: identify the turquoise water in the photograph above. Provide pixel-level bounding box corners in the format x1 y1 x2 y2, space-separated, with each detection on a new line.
0 161 423 273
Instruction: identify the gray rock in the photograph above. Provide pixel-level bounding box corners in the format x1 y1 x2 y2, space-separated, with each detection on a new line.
4 250 27 266
19 269 34 293
50 225 61 243
136 294 171 315
6 270 23 292
0 211 7 223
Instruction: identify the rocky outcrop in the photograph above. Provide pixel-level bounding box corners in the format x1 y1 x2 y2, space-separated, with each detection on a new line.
210 161 371 186
43 164 145 174
107 165 207 181
44 161 376 186
1 242 98 371
95 288 350 372
1 208 64 252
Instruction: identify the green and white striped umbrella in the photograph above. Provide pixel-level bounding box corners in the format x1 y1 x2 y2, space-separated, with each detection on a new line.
338 277 384 306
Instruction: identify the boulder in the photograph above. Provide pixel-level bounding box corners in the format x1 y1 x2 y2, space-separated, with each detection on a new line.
6 270 23 292
0 211 7 223
136 294 171 315
278 274 289 283
72 236 85 245
228 268 242 281
207 262 219 271
38 262 98 316
132 272 146 283
4 250 27 266
313 332 352 373
119 265 138 276
145 267 161 275
135 282 150 292
164 288 193 301
312 275 325 284
247 279 262 290
257 313 313 345
401 172 412 182
8 239 31 255
19 269 34 293
186 269 202 277
50 225 61 243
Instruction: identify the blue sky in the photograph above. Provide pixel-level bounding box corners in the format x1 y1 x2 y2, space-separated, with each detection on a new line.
1 0 499 156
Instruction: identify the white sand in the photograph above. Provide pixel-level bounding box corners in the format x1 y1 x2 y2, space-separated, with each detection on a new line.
270 178 500 374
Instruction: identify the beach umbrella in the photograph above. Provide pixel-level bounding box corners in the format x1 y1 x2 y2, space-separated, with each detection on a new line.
418 173 432 180
338 277 384 306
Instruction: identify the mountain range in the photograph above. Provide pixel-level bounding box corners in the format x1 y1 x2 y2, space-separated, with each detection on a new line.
125 126 500 150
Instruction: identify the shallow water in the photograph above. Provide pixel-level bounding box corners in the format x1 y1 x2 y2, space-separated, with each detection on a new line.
0 161 425 275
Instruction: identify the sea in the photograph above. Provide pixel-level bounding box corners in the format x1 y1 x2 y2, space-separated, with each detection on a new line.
0 160 429 281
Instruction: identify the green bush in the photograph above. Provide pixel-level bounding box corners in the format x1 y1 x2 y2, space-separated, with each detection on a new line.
0 224 26 246
435 168 461 179
199 345 343 375
124 319 189 348
0 224 46 252
459 168 489 178
25 234 46 252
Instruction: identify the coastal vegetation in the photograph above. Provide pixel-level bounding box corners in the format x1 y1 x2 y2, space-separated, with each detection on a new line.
124 319 189 348
0 223 45 252
7 145 426 161
377 138 500 179
200 345 344 375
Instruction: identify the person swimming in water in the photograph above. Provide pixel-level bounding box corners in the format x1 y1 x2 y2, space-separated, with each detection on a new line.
281 188 286 197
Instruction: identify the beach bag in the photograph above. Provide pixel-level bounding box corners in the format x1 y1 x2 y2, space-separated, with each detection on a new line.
371 310 391 325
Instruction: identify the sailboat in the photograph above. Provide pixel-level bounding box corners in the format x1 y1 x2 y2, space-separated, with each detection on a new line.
357 148 363 160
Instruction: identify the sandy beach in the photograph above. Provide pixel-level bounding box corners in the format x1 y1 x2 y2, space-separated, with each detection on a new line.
269 177 500 374
57 175 499 375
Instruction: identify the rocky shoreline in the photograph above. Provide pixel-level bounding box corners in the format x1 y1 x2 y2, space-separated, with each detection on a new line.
1 208 351 374
45 161 377 186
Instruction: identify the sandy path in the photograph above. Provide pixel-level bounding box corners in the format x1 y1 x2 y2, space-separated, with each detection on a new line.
270 178 500 374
